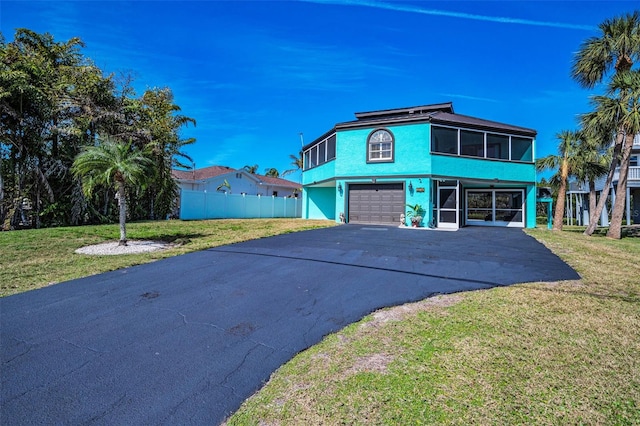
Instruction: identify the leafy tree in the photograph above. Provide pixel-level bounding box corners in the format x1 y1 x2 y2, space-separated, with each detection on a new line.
72 138 151 245
243 164 259 174
572 11 640 238
135 88 195 219
536 131 581 231
1 29 195 229
264 168 280 178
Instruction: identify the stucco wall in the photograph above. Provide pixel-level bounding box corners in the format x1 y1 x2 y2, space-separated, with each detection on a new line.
304 187 336 220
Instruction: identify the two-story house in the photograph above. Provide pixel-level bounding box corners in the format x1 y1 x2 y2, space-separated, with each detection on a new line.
301 102 537 229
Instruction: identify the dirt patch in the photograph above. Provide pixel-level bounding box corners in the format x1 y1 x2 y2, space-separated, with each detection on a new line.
363 294 464 329
346 353 395 376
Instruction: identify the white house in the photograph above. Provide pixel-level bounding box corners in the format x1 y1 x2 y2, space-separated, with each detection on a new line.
172 166 301 197
171 166 302 220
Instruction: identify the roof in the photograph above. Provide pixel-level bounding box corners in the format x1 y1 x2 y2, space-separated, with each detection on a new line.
353 102 454 120
253 174 301 189
326 101 536 138
171 165 234 181
172 166 301 189
429 111 537 137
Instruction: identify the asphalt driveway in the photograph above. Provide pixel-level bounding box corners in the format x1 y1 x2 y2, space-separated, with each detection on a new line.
1 225 579 424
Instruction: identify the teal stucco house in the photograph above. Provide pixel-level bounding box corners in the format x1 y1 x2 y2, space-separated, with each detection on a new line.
301 102 537 229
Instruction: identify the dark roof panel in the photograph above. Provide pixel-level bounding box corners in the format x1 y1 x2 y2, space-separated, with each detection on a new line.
354 102 454 119
430 112 537 137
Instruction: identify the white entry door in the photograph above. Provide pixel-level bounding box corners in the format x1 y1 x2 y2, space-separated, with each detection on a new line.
437 181 459 229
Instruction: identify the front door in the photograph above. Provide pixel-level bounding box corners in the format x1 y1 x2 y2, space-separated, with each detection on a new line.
436 180 459 229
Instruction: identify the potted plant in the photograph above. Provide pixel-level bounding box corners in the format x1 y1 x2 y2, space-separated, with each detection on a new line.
406 203 425 227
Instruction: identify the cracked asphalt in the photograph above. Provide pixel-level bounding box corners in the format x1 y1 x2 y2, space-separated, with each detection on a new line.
1 225 579 424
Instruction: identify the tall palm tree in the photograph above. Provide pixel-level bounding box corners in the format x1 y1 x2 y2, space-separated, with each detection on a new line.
536 130 581 231
264 168 280 178
72 137 151 245
282 151 303 177
582 70 640 238
572 11 640 237
604 71 640 238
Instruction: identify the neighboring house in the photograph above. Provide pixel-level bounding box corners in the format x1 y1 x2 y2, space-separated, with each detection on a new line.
301 102 537 229
594 134 640 225
171 166 301 219
172 165 301 197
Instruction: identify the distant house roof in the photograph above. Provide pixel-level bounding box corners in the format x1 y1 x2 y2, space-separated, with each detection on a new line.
172 166 301 189
254 174 301 189
171 165 235 181
329 101 536 138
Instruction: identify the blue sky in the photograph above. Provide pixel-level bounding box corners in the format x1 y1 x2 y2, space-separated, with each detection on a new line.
1 1 636 182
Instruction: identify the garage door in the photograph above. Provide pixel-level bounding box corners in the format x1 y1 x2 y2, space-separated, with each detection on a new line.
348 183 405 224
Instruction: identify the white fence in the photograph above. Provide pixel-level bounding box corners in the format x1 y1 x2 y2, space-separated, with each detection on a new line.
179 190 302 220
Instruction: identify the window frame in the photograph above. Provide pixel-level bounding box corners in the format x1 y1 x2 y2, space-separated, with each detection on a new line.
366 128 395 164
431 124 534 164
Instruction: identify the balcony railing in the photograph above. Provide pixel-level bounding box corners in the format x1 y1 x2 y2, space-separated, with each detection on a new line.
595 166 640 189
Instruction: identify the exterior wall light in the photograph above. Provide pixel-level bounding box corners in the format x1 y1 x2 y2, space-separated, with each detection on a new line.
338 183 343 191
409 182 413 191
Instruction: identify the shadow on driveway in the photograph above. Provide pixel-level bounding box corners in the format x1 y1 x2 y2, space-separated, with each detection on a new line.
1 225 579 424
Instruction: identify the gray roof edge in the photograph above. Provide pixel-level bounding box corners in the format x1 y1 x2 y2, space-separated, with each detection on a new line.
302 127 336 151
353 102 454 119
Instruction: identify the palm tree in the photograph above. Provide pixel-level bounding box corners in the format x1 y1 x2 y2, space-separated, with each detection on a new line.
216 179 231 193
536 130 581 231
264 168 280 178
581 70 640 238
572 11 640 89
572 11 640 237
572 134 610 225
72 137 151 245
243 164 259 174
604 71 640 238
282 151 303 177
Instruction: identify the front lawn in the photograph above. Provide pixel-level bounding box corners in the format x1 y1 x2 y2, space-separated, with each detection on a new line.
226 228 640 425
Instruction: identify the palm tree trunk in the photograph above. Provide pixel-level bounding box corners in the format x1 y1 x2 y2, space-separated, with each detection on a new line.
553 162 569 231
584 133 623 236
588 180 597 224
117 182 127 246
606 133 634 239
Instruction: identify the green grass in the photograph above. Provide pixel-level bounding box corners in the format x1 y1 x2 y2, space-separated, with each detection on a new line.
0 219 334 297
226 228 640 425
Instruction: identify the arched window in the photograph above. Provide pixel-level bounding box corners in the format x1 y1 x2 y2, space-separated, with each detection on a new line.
367 128 394 163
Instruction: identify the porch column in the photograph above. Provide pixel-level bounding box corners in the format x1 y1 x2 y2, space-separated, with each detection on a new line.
626 187 631 226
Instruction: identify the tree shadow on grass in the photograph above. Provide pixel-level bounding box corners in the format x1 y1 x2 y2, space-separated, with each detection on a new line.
561 226 639 238
142 233 205 245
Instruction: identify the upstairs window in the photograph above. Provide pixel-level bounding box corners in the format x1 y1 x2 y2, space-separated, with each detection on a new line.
431 125 533 163
511 137 533 162
367 129 394 163
303 133 336 170
431 127 458 154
